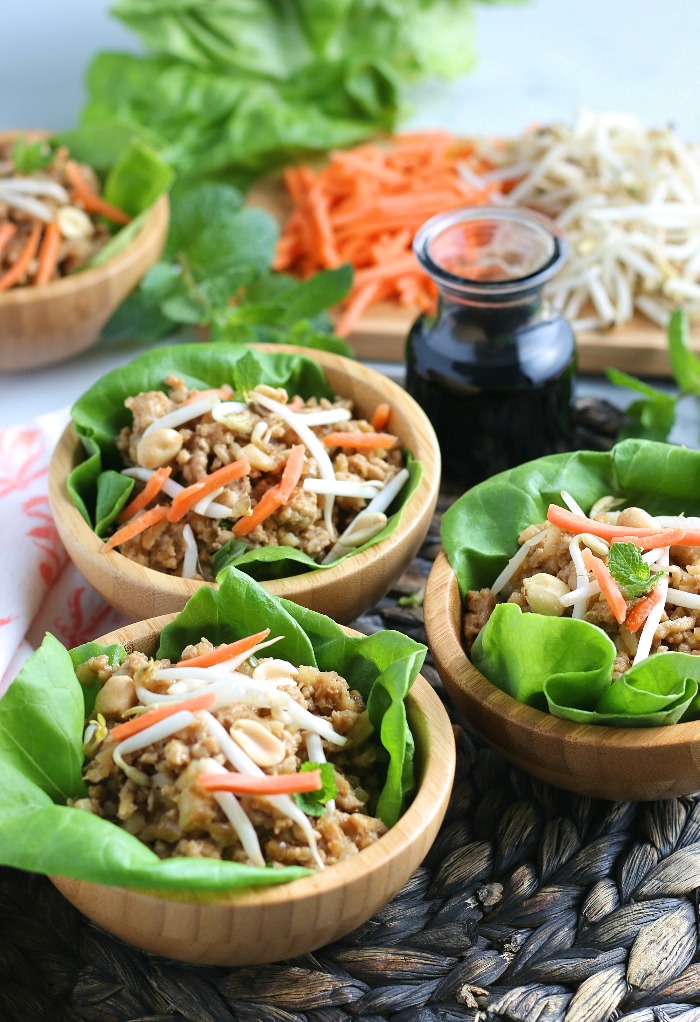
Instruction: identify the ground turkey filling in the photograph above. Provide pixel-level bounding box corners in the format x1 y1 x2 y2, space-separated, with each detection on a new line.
114 377 403 580
464 508 700 679
71 643 388 868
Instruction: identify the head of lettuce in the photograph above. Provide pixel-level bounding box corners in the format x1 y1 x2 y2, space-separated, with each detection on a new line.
441 439 700 727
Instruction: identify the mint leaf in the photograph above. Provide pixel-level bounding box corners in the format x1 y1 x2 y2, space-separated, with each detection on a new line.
608 541 664 599
11 136 53 173
293 762 338 817
669 307 700 395
605 367 677 442
231 350 262 397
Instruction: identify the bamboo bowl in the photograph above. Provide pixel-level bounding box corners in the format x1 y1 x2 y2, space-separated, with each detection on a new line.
0 129 169 372
48 346 441 623
50 614 455 966
425 550 700 802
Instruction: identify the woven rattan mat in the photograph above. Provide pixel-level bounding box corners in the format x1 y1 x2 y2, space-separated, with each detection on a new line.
3 402 700 1022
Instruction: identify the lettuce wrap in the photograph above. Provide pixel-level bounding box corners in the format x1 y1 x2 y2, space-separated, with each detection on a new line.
68 344 421 579
0 568 425 892
441 439 700 726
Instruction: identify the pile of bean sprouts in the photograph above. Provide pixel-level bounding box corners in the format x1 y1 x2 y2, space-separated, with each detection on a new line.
461 110 700 330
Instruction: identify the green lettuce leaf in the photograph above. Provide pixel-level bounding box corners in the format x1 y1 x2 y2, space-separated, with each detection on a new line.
443 439 700 727
68 343 419 581
0 568 423 890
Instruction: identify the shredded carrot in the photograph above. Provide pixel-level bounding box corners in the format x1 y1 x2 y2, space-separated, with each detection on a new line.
198 770 323 796
611 529 686 551
109 692 217 743
34 221 62 286
176 630 270 668
232 484 284 537
626 585 665 633
0 221 42 291
322 431 396 450
276 444 305 502
370 403 391 431
183 387 230 406
118 467 172 522
273 133 505 335
65 161 131 225
581 548 628 624
288 395 304 411
0 223 17 259
168 458 251 523
103 505 169 552
547 505 674 541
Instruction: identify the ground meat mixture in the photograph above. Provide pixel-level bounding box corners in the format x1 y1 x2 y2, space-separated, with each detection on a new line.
113 378 404 580
463 503 700 680
71 643 388 869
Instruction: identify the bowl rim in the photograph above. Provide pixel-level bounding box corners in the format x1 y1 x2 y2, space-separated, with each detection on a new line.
54 613 456 906
49 343 441 602
426 548 700 749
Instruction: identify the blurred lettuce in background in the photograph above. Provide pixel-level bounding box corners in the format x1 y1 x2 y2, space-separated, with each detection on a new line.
72 0 517 185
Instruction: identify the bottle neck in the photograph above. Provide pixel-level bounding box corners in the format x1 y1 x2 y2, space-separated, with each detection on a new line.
437 288 545 340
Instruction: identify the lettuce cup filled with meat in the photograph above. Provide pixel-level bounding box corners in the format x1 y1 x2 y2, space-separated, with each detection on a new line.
49 343 439 624
0 568 454 965
425 439 700 801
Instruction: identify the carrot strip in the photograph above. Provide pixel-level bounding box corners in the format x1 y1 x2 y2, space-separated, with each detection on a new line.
198 770 323 796
34 221 62 286
334 281 381 338
547 505 671 541
232 484 283 537
611 529 686 551
626 585 665 634
0 223 17 259
118 467 172 522
370 403 391 431
176 630 270 668
581 548 628 624
168 458 251 523
0 221 42 291
322 431 396 450
103 505 169 552
277 444 305 502
183 387 230 407
109 692 217 743
65 161 131 225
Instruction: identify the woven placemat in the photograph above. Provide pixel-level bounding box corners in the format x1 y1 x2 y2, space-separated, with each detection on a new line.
4 400 699 1022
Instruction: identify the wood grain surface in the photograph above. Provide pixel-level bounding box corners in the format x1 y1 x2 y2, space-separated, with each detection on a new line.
0 128 169 372
50 615 455 966
48 344 441 624
424 549 700 802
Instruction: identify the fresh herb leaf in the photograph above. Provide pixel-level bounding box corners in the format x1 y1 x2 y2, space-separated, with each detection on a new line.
608 541 664 599
10 136 53 173
605 367 677 442
294 762 338 817
231 350 262 397
211 538 249 576
668 308 700 395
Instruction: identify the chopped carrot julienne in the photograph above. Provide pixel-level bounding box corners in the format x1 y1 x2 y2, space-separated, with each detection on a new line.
626 585 665 633
232 445 305 536
103 505 169 552
34 221 62 286
611 529 686 551
0 223 17 259
65 161 131 225
168 458 251 522
370 403 391 431
198 769 323 796
183 387 230 406
547 505 674 541
109 692 217 743
276 444 305 502
581 548 627 624
176 629 270 668
118 467 172 522
0 221 42 291
322 431 396 450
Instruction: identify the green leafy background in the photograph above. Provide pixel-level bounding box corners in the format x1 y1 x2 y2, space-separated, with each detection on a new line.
0 569 425 892
442 439 700 726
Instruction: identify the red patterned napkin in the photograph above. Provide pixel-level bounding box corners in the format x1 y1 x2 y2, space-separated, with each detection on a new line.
0 411 127 695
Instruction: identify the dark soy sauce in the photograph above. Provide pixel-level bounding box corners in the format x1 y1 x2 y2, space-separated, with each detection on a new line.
406 298 576 486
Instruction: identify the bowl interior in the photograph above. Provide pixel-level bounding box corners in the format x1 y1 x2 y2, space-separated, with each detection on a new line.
51 615 455 965
49 344 441 623
425 550 700 802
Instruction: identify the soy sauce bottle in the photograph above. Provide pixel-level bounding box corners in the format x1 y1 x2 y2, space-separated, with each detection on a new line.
405 207 576 486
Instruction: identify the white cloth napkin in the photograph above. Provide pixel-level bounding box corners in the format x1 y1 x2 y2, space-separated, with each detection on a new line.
0 409 128 695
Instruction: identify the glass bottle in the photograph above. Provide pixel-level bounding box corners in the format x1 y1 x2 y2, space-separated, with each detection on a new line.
405 206 576 487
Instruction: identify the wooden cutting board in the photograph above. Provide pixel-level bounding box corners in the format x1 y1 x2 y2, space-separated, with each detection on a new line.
249 178 695 376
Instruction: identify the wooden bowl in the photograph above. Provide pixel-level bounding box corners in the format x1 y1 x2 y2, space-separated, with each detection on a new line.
425 550 700 802
48 345 441 623
0 130 169 372
50 614 455 966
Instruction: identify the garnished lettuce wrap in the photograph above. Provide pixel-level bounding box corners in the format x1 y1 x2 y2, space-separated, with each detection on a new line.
0 568 424 892
67 344 421 581
441 439 700 727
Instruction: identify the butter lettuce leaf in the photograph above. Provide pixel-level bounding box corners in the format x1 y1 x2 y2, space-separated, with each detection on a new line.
443 439 700 727
0 569 422 890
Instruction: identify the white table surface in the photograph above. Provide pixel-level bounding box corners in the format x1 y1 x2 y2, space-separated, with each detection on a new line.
2 0 700 430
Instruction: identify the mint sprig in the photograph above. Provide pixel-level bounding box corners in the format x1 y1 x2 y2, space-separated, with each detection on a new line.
293 762 338 817
608 541 664 599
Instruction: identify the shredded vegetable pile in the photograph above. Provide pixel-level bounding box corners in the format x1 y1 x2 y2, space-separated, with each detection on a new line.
464 110 700 330
74 630 386 869
466 489 700 678
274 132 500 336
